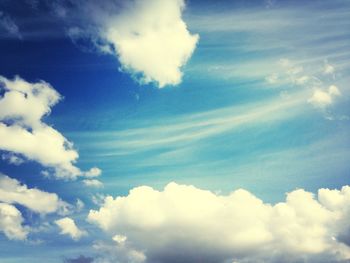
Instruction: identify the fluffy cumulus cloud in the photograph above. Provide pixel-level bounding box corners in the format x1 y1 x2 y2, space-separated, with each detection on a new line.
0 174 70 214
101 0 199 87
58 0 198 87
0 203 29 240
55 217 87 241
0 75 100 179
88 182 350 263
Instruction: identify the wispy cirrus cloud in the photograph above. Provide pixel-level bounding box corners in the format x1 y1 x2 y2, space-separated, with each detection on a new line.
78 93 306 157
187 1 350 97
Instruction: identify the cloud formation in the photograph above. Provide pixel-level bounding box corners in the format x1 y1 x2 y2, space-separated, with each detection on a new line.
0 174 69 214
0 75 100 179
55 217 87 241
0 203 29 240
88 182 350 263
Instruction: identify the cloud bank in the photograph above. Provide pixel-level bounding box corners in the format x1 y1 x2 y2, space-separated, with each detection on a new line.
0 75 100 179
88 182 350 263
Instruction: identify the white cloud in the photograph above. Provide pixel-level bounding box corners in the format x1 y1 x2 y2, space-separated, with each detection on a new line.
55 217 87 241
0 174 70 215
0 203 29 240
83 179 103 188
0 75 100 179
0 75 61 127
101 0 199 87
88 182 350 263
0 123 80 178
62 0 198 87
308 90 332 107
308 85 341 108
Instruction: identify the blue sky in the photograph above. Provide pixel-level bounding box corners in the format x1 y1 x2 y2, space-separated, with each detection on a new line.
0 0 350 262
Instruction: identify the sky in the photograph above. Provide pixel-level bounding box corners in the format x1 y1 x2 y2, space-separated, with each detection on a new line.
0 0 350 262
